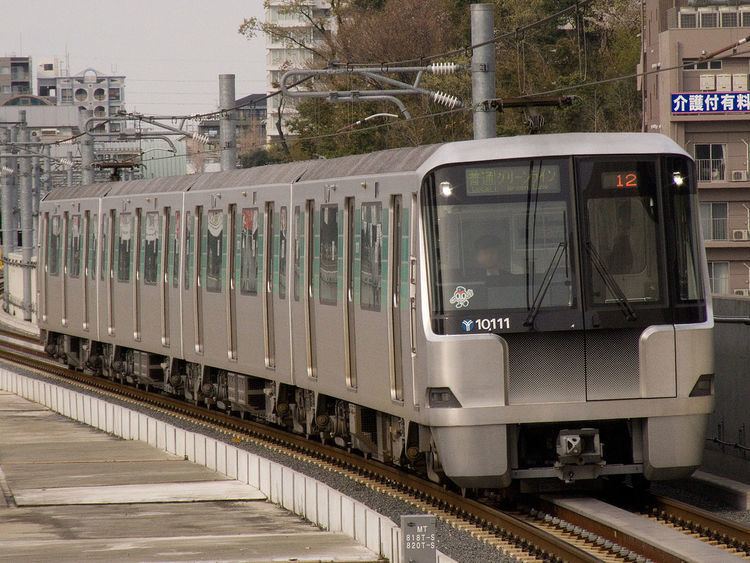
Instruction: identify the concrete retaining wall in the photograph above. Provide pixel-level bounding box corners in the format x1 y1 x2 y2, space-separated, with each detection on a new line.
0 368 456 563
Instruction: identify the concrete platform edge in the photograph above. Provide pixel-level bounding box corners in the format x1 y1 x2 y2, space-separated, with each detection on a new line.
692 470 750 510
0 367 456 563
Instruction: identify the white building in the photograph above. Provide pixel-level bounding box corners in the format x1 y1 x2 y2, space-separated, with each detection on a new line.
265 0 332 141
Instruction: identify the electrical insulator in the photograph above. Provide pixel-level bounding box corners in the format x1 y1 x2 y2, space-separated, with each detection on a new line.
191 132 209 145
429 62 458 75
431 91 462 109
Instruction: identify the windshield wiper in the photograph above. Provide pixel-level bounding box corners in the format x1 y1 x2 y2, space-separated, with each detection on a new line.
584 242 637 321
524 242 567 327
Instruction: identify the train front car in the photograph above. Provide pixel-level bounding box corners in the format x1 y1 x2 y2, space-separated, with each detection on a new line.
418 134 713 489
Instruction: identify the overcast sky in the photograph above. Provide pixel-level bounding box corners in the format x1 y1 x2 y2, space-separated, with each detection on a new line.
1 0 267 116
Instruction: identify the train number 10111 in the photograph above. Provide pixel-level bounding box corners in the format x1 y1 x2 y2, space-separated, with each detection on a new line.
461 317 511 332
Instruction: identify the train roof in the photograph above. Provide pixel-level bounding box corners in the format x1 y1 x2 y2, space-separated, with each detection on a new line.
43 133 687 201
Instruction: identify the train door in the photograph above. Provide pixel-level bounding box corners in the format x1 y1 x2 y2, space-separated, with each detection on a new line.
290 199 311 382
61 211 69 327
39 212 49 323
267 199 292 380
160 206 171 347
82 210 90 331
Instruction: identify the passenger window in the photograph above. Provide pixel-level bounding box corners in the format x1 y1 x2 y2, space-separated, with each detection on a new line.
100 213 108 281
206 209 223 293
293 206 302 301
144 212 159 285
90 213 97 280
279 206 288 300
68 214 81 278
117 212 132 283
49 215 61 276
173 210 180 288
184 210 192 290
240 207 260 295
360 202 382 312
319 204 339 305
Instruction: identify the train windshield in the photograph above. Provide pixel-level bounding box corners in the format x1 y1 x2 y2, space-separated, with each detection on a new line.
423 154 706 334
423 158 579 333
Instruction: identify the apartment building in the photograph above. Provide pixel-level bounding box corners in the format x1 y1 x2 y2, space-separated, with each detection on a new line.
45 67 125 133
0 56 32 104
642 0 750 296
265 0 331 141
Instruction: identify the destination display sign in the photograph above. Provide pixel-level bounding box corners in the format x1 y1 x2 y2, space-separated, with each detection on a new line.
465 163 561 196
671 92 750 114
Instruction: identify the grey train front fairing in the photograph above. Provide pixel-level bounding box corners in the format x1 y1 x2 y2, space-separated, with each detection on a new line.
38 133 714 489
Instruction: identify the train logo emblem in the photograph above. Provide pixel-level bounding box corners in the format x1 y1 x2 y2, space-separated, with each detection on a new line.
449 286 474 309
461 319 474 332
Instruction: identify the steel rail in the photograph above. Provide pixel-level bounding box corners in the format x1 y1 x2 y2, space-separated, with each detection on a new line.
0 337 597 563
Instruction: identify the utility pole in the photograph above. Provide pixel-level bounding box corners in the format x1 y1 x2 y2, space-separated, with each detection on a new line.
78 109 95 185
18 111 32 321
219 74 237 171
0 127 12 312
32 153 40 248
471 3 496 140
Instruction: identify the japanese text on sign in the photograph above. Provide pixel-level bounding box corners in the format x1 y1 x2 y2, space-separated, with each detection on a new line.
671 92 750 114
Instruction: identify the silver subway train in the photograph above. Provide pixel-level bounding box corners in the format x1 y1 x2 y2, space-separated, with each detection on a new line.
38 133 714 489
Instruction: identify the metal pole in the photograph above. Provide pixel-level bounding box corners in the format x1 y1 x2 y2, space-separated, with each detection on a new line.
0 127 11 312
219 73 237 171
79 109 95 185
471 3 496 140
32 153 40 249
66 150 74 187
18 111 32 321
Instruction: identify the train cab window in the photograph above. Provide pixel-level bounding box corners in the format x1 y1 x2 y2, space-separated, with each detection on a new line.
279 206 288 300
293 206 302 301
90 213 97 280
360 202 383 311
577 159 665 307
184 211 192 290
206 209 223 293
49 215 61 276
68 214 81 278
240 207 260 295
117 212 132 283
173 210 180 288
319 204 339 305
144 212 159 285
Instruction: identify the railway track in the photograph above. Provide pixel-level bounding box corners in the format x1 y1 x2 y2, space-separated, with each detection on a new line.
0 328 747 562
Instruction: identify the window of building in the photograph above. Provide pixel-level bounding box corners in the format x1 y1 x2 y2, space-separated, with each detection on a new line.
0 86 10 94
117 213 132 282
110 122 121 133
144 212 159 285
360 202 383 312
679 12 697 28
94 106 106 117
700 11 718 28
319 204 339 305
240 208 260 295
206 209 223 293
743 11 750 27
93 88 105 101
42 63 53 71
74 88 87 102
695 144 726 181
708 261 730 295
721 11 738 28
700 202 728 240
683 59 722 71
108 88 120 101
0 66 9 75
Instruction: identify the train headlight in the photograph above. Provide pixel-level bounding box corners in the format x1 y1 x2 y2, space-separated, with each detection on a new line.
439 181 453 197
689 374 714 397
672 172 685 187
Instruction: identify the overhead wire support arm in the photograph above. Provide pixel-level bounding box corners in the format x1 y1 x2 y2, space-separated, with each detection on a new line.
279 64 463 119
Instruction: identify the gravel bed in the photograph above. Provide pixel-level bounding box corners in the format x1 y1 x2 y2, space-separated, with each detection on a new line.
650 479 750 526
1 361 519 563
